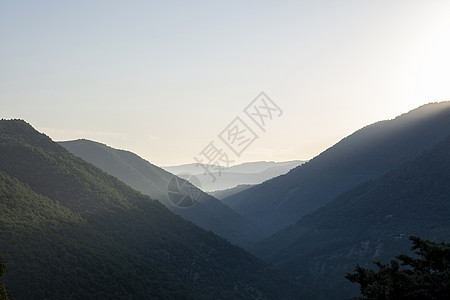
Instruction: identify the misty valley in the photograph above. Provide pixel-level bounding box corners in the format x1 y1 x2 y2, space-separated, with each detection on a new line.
2 2 450 299
1 102 450 299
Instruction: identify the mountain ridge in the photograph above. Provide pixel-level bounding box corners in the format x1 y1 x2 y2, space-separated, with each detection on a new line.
59 138 263 248
222 101 450 236
0 119 312 299
254 133 450 299
163 160 305 191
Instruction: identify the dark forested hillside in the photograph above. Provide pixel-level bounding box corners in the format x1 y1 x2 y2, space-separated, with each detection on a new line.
223 101 450 236
59 139 262 249
255 134 450 299
0 119 312 299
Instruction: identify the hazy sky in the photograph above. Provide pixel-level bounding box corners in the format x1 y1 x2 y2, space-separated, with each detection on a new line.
2 1 450 166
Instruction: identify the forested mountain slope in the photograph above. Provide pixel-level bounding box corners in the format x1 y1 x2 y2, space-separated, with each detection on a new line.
60 139 262 248
255 134 450 299
0 120 312 299
223 101 450 236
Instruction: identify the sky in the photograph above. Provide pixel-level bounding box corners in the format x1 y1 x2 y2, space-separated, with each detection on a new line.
2 0 450 166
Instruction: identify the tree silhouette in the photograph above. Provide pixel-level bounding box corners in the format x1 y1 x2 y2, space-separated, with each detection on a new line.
346 236 450 299
0 253 8 300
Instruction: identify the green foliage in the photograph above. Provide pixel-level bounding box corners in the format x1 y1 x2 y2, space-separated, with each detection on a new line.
346 236 450 299
0 120 310 299
0 253 8 300
255 134 450 298
59 139 262 249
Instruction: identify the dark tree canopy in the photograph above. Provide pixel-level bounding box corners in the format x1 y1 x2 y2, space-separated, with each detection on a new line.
346 236 450 299
0 119 312 299
0 253 8 300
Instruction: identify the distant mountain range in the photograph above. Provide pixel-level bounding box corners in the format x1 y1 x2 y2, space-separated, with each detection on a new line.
222 101 450 236
255 133 450 299
2 101 449 299
59 139 262 249
209 184 255 200
0 120 312 299
163 160 305 191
